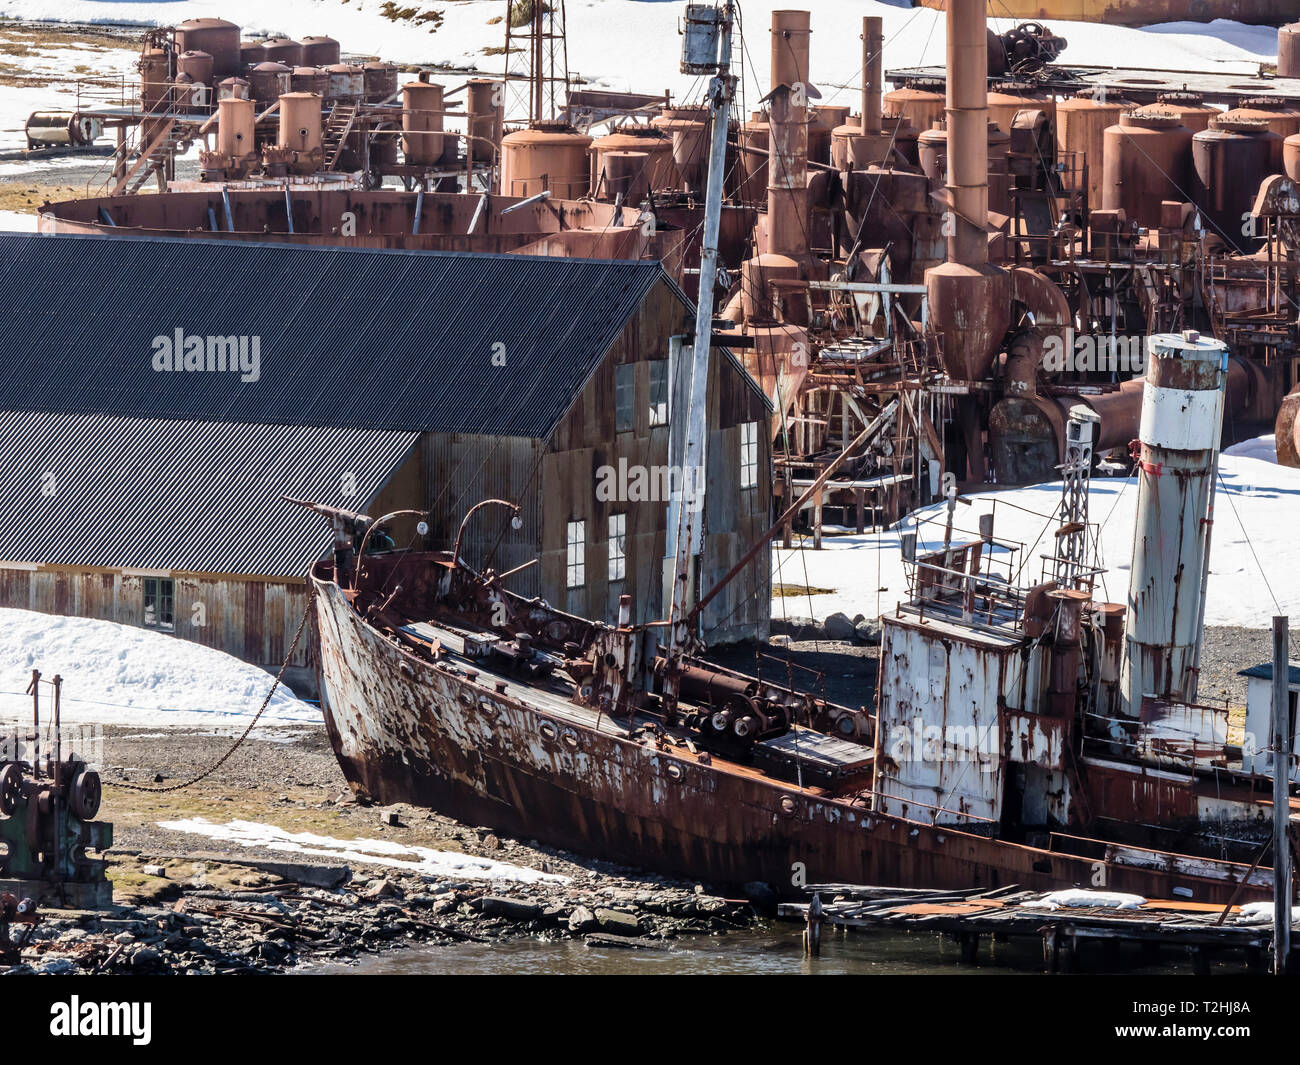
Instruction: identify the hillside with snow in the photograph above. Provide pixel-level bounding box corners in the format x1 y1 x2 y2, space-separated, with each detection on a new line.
773 441 1300 630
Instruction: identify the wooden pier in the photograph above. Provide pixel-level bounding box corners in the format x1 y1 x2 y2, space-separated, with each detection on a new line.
779 885 1292 974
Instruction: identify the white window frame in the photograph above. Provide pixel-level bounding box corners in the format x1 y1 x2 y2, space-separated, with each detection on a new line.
608 513 627 582
740 421 759 489
566 520 586 589
615 364 635 433
648 360 668 427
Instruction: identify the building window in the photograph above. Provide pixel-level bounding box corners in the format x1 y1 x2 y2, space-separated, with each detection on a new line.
648 360 668 427
615 364 635 432
143 577 174 630
740 421 759 489
608 513 626 582
566 520 586 588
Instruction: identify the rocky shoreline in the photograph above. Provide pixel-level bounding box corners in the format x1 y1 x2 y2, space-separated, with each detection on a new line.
5 863 760 975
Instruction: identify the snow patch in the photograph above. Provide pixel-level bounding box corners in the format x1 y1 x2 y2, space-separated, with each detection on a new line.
157 817 569 884
1024 889 1146 911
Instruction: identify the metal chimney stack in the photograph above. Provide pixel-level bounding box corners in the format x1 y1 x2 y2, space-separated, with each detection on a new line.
1119 331 1228 717
766 9 810 261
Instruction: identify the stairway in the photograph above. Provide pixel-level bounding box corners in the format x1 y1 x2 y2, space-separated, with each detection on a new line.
322 104 358 171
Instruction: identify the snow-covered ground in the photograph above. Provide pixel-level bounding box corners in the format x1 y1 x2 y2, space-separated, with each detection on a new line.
773 440 1300 630
158 817 570 883
0 1 1280 103
0 607 319 735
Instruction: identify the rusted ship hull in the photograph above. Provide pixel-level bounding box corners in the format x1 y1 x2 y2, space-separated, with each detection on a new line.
312 575 1269 903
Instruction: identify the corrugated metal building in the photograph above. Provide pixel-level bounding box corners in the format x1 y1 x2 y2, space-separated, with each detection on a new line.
0 234 772 692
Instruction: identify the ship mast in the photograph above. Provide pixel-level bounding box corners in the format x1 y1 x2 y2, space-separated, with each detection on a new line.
661 2 735 716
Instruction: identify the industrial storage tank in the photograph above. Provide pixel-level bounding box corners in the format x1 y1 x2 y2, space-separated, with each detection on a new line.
917 122 1012 217
499 122 592 199
301 36 341 67
738 112 769 206
590 127 674 195
653 106 709 193
139 47 170 111
291 66 329 96
177 50 214 94
1281 23 1300 78
261 37 304 67
1131 91 1216 133
218 76 250 102
1055 88 1133 209
1211 97 1300 169
594 150 650 203
363 61 399 103
175 18 240 78
325 64 366 102
808 105 846 165
988 80 1055 134
215 96 257 173
279 91 323 174
1192 118 1276 249
248 62 291 108
466 79 504 167
884 78 946 132
401 79 444 165
240 40 265 69
1103 112 1193 227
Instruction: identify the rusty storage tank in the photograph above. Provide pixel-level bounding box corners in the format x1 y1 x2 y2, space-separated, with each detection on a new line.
918 121 1012 217
654 105 710 193
1281 23 1300 78
1103 112 1193 228
291 66 329 96
216 96 257 170
832 116 910 171
325 63 366 102
808 105 846 165
401 79 444 165
738 111 769 205
139 47 170 111
1055 88 1133 209
364 61 399 103
591 127 674 194
1192 119 1277 247
177 50 214 92
1211 98 1300 169
175 18 240 77
988 80 1055 135
261 37 304 67
218 76 251 102
884 77 946 133
300 36 341 67
466 79 504 166
596 150 650 204
248 62 291 109
1131 91 1216 133
500 121 592 199
279 91 323 174
239 40 265 69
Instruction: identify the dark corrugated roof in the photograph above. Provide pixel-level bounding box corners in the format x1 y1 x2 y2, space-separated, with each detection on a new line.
1238 662 1300 686
0 233 665 438
0 410 418 577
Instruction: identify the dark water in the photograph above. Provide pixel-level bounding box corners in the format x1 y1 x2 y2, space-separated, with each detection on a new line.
306 924 1166 975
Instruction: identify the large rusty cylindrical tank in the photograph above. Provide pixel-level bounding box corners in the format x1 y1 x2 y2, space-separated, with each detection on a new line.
279 91 323 174
591 127 674 196
987 80 1055 135
808 105 845 165
300 36 341 67
1280 23 1300 78
177 50 214 93
1276 383 1300 468
291 66 329 96
248 62 292 109
741 253 802 323
401 79 444 165
884 78 945 133
261 37 303 67
1131 91 1216 133
1214 96 1300 140
499 121 592 199
1119 331 1228 715
1055 88 1133 210
240 39 266 69
917 122 1011 218
1102 112 1193 228
1192 119 1277 249
325 63 366 102
595 150 650 204
654 106 711 194
217 95 256 163
466 79 504 166
139 47 170 111
364 61 399 104
218 76 250 102
175 18 240 78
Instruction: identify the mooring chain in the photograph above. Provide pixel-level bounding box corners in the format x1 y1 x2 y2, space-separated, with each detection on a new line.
111 586 317 794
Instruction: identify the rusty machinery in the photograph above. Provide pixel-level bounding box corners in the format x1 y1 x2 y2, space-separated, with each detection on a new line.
0 670 113 910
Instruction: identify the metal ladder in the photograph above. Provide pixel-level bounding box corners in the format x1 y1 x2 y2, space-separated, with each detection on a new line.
322 103 358 170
